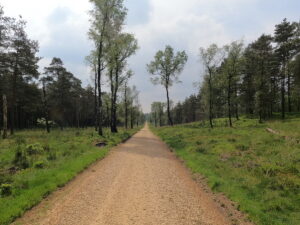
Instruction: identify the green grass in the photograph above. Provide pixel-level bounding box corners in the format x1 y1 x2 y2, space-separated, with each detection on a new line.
151 117 300 225
0 127 140 225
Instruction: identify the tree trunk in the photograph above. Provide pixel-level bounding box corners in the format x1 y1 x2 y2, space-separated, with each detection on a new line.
287 71 291 112
228 74 232 127
97 52 103 136
94 67 98 131
42 82 50 133
3 94 8 139
208 71 213 128
109 68 118 133
235 83 239 121
159 111 162 127
130 107 134 129
281 61 287 119
165 86 173 126
124 83 128 129
10 69 17 135
281 71 285 120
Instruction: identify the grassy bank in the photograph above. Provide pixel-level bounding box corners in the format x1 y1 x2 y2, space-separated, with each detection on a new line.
151 118 300 225
0 127 140 225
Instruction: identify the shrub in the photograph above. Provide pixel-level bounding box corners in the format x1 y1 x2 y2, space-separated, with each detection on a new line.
0 173 13 185
26 143 43 155
235 144 249 151
196 140 203 145
0 184 12 197
228 138 236 142
43 144 51 152
34 161 45 169
196 147 207 153
47 151 57 161
15 136 26 145
13 146 29 169
209 139 218 144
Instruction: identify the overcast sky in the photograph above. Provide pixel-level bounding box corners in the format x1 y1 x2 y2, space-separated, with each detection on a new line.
1 0 300 112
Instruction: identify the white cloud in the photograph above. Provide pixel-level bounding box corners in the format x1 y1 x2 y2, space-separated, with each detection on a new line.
1 0 299 113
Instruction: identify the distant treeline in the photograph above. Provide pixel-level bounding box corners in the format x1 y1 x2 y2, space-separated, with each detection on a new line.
151 19 300 127
0 4 143 138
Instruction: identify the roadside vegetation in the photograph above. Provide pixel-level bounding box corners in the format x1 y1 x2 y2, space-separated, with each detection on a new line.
0 127 139 225
151 117 300 225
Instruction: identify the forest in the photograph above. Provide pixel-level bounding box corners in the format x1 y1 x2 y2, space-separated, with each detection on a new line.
150 19 300 127
0 0 300 225
0 1 143 224
0 3 144 139
147 18 300 225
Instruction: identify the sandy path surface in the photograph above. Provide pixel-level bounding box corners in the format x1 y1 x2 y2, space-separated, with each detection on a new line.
13 124 232 225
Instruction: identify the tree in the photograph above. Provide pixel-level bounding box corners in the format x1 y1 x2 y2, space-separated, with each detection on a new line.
0 6 10 137
40 75 53 133
147 45 188 126
151 102 165 127
241 45 257 115
2 94 7 139
274 19 299 118
123 70 133 129
7 17 39 134
129 86 139 129
250 35 275 122
106 33 138 133
85 51 99 131
199 44 223 128
223 41 244 126
45 58 82 130
88 0 127 135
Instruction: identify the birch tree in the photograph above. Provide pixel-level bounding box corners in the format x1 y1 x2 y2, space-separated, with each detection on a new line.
147 45 188 126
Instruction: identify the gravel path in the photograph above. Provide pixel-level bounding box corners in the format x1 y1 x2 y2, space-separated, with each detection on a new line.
13 124 232 225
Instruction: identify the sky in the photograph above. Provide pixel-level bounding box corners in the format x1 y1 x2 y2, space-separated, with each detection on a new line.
1 0 300 113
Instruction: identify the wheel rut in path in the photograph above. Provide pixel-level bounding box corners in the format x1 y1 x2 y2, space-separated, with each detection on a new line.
13 124 234 225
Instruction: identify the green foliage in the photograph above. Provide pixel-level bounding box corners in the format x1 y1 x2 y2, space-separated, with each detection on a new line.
33 161 45 169
152 118 300 225
13 146 29 169
26 143 43 155
0 184 12 197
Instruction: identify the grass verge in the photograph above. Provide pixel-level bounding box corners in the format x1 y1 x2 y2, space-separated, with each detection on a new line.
0 127 140 225
151 117 300 225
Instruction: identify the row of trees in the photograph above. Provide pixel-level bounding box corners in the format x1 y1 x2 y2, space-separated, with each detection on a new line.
150 19 300 127
0 4 143 139
87 0 140 135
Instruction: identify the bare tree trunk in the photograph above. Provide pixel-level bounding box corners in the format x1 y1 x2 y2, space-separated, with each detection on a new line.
228 74 232 127
94 67 98 131
234 83 239 120
97 52 103 136
109 68 118 133
281 74 285 120
3 94 8 139
165 86 173 126
10 71 17 135
281 62 286 119
124 83 128 129
130 107 134 129
42 82 50 133
159 110 162 127
208 71 213 128
288 71 291 112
